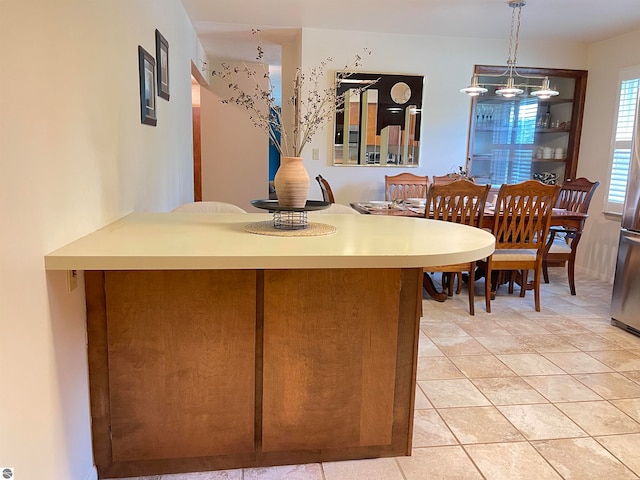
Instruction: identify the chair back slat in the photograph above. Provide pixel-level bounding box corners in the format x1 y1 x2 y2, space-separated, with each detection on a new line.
385 173 429 201
492 180 561 250
555 177 600 214
426 179 491 227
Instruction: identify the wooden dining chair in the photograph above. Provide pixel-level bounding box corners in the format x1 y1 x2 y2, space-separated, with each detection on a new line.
385 173 429 201
315 174 335 203
483 180 561 312
432 173 468 185
424 179 491 315
543 177 600 295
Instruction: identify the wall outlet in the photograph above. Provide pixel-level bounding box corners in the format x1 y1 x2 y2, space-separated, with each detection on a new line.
66 270 78 292
312 148 320 160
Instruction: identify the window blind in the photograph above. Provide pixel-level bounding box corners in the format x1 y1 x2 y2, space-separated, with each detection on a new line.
606 74 640 213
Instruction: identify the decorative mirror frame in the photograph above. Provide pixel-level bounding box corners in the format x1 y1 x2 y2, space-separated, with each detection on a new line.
333 72 423 167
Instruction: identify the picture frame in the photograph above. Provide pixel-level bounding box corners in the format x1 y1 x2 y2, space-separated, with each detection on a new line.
138 46 157 126
155 29 170 100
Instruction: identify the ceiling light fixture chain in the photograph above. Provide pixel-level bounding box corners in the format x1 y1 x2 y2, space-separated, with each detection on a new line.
460 0 559 99
507 0 523 68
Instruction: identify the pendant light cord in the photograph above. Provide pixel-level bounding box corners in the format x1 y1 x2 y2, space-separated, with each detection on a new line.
507 2 523 71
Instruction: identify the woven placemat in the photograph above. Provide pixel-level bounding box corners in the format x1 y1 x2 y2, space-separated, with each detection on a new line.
243 221 336 237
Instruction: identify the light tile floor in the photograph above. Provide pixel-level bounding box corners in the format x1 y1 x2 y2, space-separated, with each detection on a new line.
108 269 640 480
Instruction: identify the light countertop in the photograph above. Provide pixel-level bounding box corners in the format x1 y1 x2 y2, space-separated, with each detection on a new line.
44 212 495 270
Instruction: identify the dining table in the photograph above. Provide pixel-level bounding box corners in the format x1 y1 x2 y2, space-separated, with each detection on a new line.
350 201 589 301
350 201 588 232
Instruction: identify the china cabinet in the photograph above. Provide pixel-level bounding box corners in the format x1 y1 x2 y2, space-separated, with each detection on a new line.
466 66 588 186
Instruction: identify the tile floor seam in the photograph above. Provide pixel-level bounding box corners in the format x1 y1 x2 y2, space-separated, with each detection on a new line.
526 439 597 480
318 462 326 480
461 440 564 480
392 456 409 480
457 444 490 480
526 438 574 480
591 438 640 480
571 371 640 400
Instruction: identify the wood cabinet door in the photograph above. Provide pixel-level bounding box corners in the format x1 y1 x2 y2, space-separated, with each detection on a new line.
87 270 257 473
261 268 417 454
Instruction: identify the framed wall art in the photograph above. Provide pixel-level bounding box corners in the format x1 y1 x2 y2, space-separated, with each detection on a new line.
155 29 170 100
332 72 424 167
138 46 157 126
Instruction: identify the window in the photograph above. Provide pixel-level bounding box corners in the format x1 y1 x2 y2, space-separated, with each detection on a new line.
482 99 538 185
606 67 640 214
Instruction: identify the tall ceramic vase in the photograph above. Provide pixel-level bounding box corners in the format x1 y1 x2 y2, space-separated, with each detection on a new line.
274 156 310 209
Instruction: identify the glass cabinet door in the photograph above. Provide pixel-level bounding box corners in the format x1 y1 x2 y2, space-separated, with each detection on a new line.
466 66 587 186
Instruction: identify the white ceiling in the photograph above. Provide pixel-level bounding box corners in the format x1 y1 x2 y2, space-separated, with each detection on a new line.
182 0 640 64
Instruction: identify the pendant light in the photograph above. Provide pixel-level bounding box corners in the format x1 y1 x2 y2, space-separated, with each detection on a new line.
460 1 559 98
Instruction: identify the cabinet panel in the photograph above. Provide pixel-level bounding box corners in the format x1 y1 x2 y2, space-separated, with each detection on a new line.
104 270 257 462
467 66 587 186
262 269 400 452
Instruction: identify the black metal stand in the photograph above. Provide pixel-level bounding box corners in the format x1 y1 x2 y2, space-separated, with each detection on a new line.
250 200 330 230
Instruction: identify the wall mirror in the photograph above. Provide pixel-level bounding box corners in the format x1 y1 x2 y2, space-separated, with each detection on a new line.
333 73 423 166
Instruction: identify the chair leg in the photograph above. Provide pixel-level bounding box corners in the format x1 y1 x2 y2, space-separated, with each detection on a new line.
534 269 541 312
568 252 577 295
456 272 463 294
520 270 528 297
508 271 516 294
484 262 492 313
448 273 455 297
441 272 452 296
542 260 550 284
490 269 500 300
468 262 475 315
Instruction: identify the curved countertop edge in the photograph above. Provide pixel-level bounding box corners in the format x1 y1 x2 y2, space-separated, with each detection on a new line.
44 212 496 271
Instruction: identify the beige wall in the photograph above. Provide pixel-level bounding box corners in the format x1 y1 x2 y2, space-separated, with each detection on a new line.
576 28 640 282
0 1 202 479
200 61 269 211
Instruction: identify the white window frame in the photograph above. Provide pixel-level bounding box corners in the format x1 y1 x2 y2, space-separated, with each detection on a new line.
605 66 640 214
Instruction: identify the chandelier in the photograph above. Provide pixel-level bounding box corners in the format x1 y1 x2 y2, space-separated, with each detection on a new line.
460 0 559 99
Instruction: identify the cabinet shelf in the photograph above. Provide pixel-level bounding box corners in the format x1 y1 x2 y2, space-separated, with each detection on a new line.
536 128 570 134
532 158 566 163
475 127 571 134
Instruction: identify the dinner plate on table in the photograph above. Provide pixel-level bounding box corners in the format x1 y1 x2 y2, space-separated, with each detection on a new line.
365 200 391 210
407 197 426 207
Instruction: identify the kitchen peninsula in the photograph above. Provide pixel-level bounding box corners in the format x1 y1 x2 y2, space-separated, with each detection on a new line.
45 212 495 478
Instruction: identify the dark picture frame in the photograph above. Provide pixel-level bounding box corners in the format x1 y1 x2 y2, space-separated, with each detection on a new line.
155 29 170 100
138 46 157 126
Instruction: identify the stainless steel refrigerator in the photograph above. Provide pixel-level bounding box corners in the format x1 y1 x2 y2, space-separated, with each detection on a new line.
612 103 640 334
